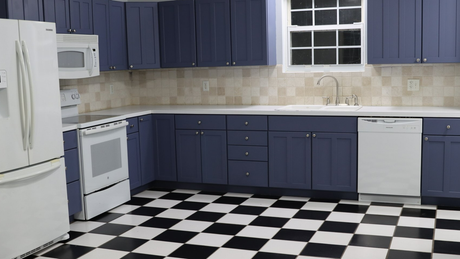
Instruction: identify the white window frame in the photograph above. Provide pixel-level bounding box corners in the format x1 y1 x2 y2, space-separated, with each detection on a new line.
282 0 367 73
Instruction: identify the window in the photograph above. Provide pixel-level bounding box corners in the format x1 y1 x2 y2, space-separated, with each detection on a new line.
285 0 365 72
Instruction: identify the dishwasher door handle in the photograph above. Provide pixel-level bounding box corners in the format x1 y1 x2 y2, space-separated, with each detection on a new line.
383 119 396 123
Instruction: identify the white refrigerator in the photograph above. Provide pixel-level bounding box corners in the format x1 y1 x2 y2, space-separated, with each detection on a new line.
0 19 69 259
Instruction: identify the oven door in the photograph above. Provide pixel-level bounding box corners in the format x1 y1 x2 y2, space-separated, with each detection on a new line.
79 121 129 195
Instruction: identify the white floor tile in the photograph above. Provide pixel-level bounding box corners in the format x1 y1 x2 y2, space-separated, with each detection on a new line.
208 248 257 259
69 221 105 233
355 223 396 237
169 220 213 232
260 207 298 218
216 213 257 225
186 194 220 203
283 218 324 231
120 226 165 240
78 248 128 259
172 189 201 194
435 229 460 242
339 200 371 206
433 253 460 259
301 202 337 211
259 239 306 255
133 240 182 256
240 198 277 207
224 192 253 198
133 190 168 199
309 231 353 246
109 204 140 214
144 199 181 208
390 237 433 253
236 225 280 239
156 209 195 219
397 216 435 229
279 196 310 202
366 206 403 216
109 214 151 226
200 203 238 213
341 246 388 259
403 204 437 210
66 233 115 247
437 210 460 220
326 212 364 223
186 233 233 247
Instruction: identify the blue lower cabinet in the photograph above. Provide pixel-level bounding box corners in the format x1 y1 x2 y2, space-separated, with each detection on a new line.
228 161 268 187
268 132 312 189
312 133 357 192
64 149 79 183
67 180 82 216
201 130 227 184
176 130 202 183
127 132 142 190
152 115 177 181
228 145 267 161
139 115 155 184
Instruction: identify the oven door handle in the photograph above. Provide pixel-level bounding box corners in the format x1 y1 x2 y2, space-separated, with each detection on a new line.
82 121 129 136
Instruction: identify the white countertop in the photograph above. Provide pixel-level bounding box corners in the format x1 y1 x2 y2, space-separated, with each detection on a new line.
62 123 77 132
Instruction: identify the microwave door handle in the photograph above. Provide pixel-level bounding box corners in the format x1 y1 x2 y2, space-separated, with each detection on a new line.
15 41 29 151
88 46 94 76
22 41 34 149
82 121 129 136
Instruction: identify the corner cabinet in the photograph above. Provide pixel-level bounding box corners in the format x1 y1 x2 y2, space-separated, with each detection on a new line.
0 0 43 21
152 115 177 181
44 0 93 34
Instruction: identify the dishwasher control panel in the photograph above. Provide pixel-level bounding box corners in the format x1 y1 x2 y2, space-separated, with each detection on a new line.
358 118 422 133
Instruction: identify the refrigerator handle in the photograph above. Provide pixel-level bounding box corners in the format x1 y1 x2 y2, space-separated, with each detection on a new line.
22 41 35 149
0 159 61 185
15 41 29 151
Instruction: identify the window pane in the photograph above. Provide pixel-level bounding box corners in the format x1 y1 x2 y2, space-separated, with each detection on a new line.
291 0 312 9
315 10 337 25
339 9 361 24
291 32 312 47
339 0 361 7
292 49 312 65
314 31 336 47
339 30 360 46
339 48 361 64
314 49 336 64
291 11 313 26
315 0 336 8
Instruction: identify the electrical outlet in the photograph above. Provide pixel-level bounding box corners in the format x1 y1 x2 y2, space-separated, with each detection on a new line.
202 80 209 92
110 85 114 94
407 79 420 91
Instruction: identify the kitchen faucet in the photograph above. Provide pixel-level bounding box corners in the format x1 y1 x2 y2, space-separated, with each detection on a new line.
317 75 340 106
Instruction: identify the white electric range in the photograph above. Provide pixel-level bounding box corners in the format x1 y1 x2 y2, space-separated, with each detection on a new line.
61 89 130 220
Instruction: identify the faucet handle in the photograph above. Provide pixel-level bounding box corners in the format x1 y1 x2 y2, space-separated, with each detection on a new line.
322 96 331 105
345 97 350 106
351 94 359 106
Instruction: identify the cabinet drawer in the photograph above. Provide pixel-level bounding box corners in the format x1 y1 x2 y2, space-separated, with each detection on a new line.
126 117 139 134
63 130 78 150
228 161 268 187
227 116 267 131
269 116 357 132
175 115 226 130
64 149 80 183
228 131 267 146
228 146 268 161
67 180 82 216
424 118 460 135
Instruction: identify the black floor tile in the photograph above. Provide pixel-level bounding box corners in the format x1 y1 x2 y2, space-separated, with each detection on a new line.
272 229 315 242
230 205 267 215
148 187 176 192
91 212 124 222
160 193 194 201
198 190 227 196
437 205 460 211
250 216 289 228
223 236 268 251
348 234 392 248
436 219 460 230
333 204 369 213
271 200 306 209
394 226 434 239
293 210 330 220
41 245 94 259
169 244 218 259
128 207 167 217
318 221 358 233
300 243 346 258
401 208 436 218
173 201 208 210
125 197 154 206
308 198 340 203
140 217 181 229
187 211 226 222
370 202 404 207
361 214 399 225
203 223 245 235
90 223 134 236
434 240 460 255
213 196 248 205
121 253 163 259
153 230 198 243
252 252 297 259
99 237 147 252
252 194 281 199
386 249 431 259
64 231 85 243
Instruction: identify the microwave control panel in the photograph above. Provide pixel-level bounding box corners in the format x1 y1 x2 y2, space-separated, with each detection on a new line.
0 70 7 89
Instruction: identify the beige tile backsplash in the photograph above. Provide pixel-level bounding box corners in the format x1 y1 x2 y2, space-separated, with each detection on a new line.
60 64 460 113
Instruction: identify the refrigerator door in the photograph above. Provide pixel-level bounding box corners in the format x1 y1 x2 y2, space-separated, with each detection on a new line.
18 20 64 165
0 19 30 173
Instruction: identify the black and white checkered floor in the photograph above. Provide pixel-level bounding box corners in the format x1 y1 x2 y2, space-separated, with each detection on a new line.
30 188 460 259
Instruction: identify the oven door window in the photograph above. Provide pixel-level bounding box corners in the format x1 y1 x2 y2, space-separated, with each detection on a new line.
91 139 122 177
58 51 85 68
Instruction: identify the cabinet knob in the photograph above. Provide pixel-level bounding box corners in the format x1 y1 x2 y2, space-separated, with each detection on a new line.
246 172 250 176
416 58 421 63
127 137 129 140
67 29 72 33
245 152 249 156
423 58 427 62
447 125 451 129
232 62 236 65
424 137 429 141
313 134 316 138
192 63 195 66
198 120 202 125
196 131 199 135
306 134 310 138
245 136 249 141
245 121 249 126
226 62 229 65
73 29 76 33
140 118 144 122
201 132 204 135
130 125 134 128
65 167 67 170
130 65 133 69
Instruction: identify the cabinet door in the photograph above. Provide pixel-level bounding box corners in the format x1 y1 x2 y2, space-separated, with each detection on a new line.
152 115 177 181
109 1 128 70
127 132 142 190
159 0 196 68
64 148 80 183
368 0 422 64
196 0 231 67
176 130 202 183
422 0 460 63
422 136 460 198
126 3 161 69
43 0 71 34
269 132 312 189
139 115 155 184
231 0 267 66
92 0 110 71
69 0 93 34
201 130 227 184
312 133 357 192
5 0 43 20
67 180 82 216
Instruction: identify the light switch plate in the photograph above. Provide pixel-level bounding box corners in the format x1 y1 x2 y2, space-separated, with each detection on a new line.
202 80 209 92
407 79 420 91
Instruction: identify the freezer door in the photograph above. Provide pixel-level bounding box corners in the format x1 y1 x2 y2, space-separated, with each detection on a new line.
0 19 30 173
18 20 64 165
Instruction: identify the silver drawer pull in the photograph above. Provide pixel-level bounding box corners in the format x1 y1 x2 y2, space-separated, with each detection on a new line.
447 125 451 130
245 137 249 141
245 121 249 126
130 125 134 128
198 120 202 125
246 172 250 176
424 137 429 141
245 152 249 156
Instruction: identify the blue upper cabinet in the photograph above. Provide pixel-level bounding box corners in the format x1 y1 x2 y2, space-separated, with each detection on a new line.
44 0 92 34
1 0 44 21
368 0 460 64
126 2 161 70
43 0 71 33
195 0 232 67
159 0 197 68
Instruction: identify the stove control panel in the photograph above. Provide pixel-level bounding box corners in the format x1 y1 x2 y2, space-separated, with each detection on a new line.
60 89 81 107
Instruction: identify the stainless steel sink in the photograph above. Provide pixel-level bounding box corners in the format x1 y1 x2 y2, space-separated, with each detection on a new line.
276 105 363 112
321 105 363 111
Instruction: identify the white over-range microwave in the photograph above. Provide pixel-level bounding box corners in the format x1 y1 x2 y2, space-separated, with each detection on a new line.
56 34 100 79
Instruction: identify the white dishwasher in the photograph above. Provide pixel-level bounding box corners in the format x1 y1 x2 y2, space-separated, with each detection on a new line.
358 118 423 204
